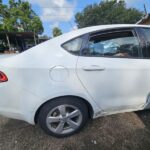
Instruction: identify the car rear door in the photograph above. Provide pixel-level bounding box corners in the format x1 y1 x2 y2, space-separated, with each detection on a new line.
77 27 149 112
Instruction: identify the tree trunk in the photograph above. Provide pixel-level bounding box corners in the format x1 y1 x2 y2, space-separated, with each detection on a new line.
6 33 11 50
33 31 37 45
15 37 19 52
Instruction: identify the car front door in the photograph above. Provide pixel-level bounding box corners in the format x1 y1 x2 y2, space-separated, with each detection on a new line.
77 28 148 113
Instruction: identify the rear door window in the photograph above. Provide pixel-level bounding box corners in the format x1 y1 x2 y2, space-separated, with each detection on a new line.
82 30 140 58
141 28 150 58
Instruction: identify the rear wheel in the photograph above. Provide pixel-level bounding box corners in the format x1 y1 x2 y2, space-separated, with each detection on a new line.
38 97 89 137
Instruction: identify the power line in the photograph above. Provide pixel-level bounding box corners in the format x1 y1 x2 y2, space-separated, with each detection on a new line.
40 6 85 8
40 14 101 16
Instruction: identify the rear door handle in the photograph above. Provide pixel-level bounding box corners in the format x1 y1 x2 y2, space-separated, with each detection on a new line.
82 65 105 71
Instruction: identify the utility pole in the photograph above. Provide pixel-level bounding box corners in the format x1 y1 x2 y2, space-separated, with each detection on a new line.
144 4 147 15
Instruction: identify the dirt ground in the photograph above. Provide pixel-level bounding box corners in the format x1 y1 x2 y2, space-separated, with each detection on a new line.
1 110 150 150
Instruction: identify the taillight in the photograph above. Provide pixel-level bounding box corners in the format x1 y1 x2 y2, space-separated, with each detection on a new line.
0 71 8 82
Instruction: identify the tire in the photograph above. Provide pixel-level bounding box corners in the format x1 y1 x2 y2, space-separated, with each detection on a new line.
38 97 89 138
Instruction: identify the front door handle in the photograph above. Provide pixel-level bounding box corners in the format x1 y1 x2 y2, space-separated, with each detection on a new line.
82 65 105 71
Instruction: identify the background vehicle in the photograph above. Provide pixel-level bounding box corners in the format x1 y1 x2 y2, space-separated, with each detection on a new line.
0 24 150 137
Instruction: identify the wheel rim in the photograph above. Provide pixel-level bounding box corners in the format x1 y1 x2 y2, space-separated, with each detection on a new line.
46 104 83 134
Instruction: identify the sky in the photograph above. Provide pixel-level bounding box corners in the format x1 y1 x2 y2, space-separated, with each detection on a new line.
3 0 150 37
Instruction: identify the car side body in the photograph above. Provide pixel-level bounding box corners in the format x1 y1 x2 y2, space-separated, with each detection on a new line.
1 24 150 137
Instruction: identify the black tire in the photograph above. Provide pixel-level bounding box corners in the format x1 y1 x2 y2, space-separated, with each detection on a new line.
38 97 89 138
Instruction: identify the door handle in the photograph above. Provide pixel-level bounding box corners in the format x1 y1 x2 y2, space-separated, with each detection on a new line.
82 65 105 71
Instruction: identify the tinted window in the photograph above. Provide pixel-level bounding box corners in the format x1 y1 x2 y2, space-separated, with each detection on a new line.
141 28 150 58
82 31 140 58
62 37 83 55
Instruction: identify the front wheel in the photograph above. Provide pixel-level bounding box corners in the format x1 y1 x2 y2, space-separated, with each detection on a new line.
38 97 89 138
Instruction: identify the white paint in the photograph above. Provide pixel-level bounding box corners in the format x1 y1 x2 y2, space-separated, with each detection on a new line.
0 24 149 124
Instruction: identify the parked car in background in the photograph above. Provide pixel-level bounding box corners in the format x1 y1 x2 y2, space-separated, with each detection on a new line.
1 24 150 137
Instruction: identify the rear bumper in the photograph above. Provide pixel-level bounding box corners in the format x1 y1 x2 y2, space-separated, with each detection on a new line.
0 81 42 124
0 109 35 124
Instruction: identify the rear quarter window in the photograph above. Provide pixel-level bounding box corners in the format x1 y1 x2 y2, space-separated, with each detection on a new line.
62 37 83 55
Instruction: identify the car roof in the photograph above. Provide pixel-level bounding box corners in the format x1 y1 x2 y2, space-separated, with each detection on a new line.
59 24 150 43
72 24 149 34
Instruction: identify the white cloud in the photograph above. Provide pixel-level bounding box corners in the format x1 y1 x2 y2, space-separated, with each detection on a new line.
50 22 59 29
72 25 78 30
124 0 140 5
27 0 76 22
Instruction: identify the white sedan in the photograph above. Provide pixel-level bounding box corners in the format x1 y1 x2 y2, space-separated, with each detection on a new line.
1 24 150 137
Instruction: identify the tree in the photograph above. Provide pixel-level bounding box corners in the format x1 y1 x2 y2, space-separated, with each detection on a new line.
52 27 62 37
17 1 44 34
0 0 44 48
0 0 43 33
0 0 4 29
9 0 16 8
17 1 44 44
0 1 16 49
75 0 144 28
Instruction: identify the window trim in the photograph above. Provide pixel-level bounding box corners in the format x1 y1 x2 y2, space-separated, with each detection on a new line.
80 27 142 59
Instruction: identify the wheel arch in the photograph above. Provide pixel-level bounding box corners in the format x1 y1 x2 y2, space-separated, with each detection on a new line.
34 95 94 124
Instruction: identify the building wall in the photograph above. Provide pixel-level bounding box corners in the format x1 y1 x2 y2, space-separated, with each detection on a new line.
139 20 150 25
